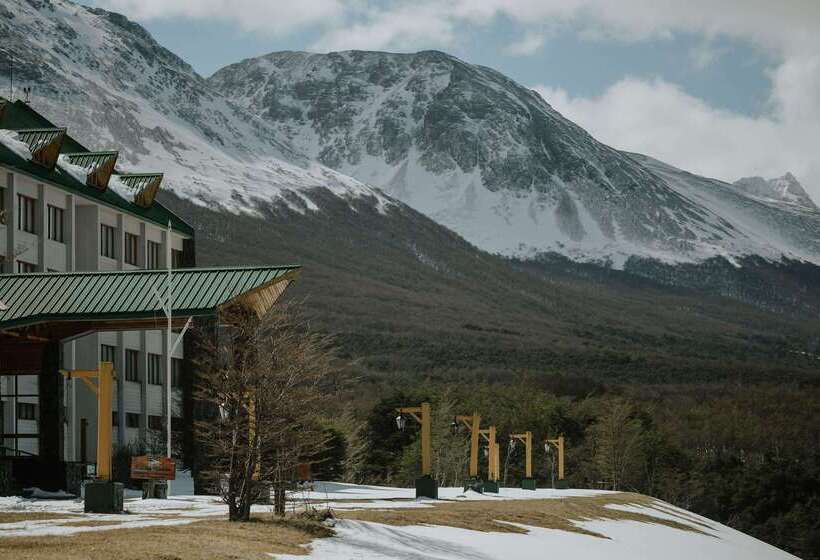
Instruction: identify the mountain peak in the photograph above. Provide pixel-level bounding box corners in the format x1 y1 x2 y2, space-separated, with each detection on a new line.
733 173 817 210
208 50 820 265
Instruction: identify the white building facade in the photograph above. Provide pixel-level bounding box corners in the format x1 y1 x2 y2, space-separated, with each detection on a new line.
0 99 194 464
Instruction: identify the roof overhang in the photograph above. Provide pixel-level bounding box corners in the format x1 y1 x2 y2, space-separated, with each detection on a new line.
0 266 301 353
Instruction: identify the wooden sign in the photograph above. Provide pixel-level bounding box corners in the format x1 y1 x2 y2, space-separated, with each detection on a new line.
131 455 176 480
296 463 311 482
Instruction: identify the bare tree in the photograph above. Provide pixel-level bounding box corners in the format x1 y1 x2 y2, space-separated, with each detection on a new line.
194 304 336 521
590 398 645 491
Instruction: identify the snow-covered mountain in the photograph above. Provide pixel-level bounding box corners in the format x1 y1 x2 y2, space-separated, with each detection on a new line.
0 0 392 216
733 173 817 211
3 1 818 270
209 50 820 266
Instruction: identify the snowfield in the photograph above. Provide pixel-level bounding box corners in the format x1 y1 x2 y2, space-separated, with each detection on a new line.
0 480 799 559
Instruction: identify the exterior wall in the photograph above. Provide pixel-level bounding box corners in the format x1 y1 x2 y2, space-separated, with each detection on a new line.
0 164 191 465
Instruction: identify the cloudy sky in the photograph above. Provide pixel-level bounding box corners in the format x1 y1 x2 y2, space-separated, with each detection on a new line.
88 0 820 199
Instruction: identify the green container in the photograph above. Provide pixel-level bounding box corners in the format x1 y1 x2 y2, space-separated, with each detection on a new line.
84 481 124 513
415 475 438 499
482 480 499 493
555 479 570 489
521 478 537 490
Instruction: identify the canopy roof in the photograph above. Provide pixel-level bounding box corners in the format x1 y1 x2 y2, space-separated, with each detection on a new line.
0 266 300 337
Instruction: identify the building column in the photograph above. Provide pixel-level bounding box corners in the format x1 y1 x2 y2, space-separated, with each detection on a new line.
139 222 147 269
39 340 63 463
4 171 16 273
36 183 46 272
116 332 126 448
65 194 75 271
116 213 124 270
139 330 148 444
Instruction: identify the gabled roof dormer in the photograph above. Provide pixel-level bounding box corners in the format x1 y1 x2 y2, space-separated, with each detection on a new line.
114 173 163 207
62 151 119 189
15 127 66 170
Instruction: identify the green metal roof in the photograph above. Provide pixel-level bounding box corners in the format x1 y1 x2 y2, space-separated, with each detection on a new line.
0 266 300 330
0 99 193 236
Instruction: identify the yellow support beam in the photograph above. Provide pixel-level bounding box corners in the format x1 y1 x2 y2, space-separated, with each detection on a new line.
455 413 481 478
511 431 533 478
396 402 432 476
60 362 114 481
546 435 566 481
480 426 498 481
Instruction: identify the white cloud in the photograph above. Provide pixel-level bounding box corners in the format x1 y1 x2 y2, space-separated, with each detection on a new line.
534 55 820 198
92 0 345 35
93 0 820 197
310 3 457 52
503 32 545 56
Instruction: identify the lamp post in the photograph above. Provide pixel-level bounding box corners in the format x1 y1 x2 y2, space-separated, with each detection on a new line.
394 402 437 499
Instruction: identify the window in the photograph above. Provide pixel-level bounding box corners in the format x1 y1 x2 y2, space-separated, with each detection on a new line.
171 358 183 388
17 402 36 420
47 205 64 242
124 349 139 382
17 194 36 234
148 415 162 431
112 411 119 426
147 353 162 385
171 249 184 269
146 241 161 269
16 261 35 273
100 344 117 369
171 416 183 432
100 224 116 259
126 413 140 429
124 232 139 266
1 375 39 457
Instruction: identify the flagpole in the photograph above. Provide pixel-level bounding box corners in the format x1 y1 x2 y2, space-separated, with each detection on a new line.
166 219 172 462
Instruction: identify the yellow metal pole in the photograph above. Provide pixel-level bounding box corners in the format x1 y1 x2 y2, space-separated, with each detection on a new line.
557 435 565 481
488 426 497 481
469 413 480 478
420 402 431 476
525 431 533 479
97 362 113 481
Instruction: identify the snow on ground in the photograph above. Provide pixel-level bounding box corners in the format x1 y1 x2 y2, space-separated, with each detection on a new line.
276 497 799 560
299 481 610 511
0 479 798 559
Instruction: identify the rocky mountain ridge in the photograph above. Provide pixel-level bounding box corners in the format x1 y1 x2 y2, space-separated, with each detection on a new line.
209 50 819 266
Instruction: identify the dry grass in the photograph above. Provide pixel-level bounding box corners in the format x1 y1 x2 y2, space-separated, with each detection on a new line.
0 512 78 524
0 515 332 560
338 492 711 539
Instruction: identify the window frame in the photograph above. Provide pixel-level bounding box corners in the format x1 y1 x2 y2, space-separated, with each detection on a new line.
146 240 161 269
124 349 140 382
47 204 64 242
16 193 36 234
171 357 183 388
147 353 162 385
124 232 139 266
125 413 140 429
16 261 36 273
100 223 116 259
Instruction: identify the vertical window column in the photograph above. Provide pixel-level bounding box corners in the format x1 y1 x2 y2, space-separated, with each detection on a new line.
37 184 46 271
3 173 15 273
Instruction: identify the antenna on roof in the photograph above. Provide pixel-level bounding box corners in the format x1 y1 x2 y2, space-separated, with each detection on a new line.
8 53 12 100
23 86 31 104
